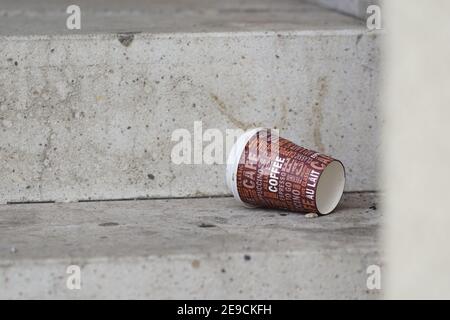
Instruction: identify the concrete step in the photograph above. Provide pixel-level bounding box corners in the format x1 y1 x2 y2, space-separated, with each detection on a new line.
0 0 381 203
307 0 382 20
0 192 381 299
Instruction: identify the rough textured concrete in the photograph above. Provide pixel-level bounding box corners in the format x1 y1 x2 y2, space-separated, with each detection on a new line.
0 192 381 299
308 0 383 20
0 0 381 203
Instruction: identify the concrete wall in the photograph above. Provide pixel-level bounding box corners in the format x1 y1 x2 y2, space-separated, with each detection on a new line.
0 1 381 203
384 0 450 299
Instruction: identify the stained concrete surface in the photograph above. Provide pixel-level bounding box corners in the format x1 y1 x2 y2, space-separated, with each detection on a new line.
0 0 383 300
0 192 382 299
0 0 381 202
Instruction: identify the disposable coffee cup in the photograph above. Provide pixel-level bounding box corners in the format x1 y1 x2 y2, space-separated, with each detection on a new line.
226 128 345 215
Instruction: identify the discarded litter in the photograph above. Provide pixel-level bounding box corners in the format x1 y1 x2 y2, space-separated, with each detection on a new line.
226 128 345 215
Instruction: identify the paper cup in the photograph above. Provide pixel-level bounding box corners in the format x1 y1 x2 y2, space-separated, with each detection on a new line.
226 128 345 215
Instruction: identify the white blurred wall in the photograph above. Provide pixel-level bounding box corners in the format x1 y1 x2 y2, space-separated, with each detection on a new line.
384 0 450 299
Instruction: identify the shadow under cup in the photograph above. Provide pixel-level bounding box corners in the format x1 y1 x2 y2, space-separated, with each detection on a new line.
226 128 345 215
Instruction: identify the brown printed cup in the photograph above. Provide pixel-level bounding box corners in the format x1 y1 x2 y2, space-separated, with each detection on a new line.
226 128 345 215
